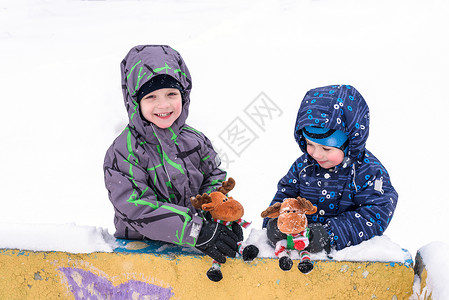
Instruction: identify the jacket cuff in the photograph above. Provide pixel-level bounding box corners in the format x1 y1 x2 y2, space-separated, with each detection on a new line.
189 215 203 245
322 221 337 249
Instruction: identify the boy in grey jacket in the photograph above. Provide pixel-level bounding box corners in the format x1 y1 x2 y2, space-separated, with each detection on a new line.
104 45 239 263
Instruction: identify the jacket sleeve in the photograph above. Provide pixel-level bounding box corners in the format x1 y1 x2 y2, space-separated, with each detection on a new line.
104 135 203 247
326 155 398 250
197 134 227 194
262 158 303 227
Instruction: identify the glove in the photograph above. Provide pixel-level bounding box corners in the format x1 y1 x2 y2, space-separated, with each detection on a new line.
195 220 239 264
231 221 244 242
201 211 242 242
306 223 330 253
266 218 287 247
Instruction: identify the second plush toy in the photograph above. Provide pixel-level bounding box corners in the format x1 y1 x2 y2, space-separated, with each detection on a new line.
261 197 317 274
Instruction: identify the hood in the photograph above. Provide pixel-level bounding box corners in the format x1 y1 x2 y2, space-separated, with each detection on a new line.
120 45 192 139
294 85 370 166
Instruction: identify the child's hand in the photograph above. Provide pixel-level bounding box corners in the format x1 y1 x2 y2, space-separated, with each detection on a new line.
231 222 243 242
195 220 239 264
307 223 330 253
266 218 287 246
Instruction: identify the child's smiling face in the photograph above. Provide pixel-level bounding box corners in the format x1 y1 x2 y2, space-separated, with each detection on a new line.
305 138 345 169
140 88 182 129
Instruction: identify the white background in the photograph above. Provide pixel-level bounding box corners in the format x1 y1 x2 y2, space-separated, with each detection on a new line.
1 0 448 258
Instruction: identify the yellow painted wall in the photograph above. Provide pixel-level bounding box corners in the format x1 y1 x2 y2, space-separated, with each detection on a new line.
0 248 414 299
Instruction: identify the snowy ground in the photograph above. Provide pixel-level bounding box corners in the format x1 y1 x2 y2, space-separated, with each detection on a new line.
1 0 449 297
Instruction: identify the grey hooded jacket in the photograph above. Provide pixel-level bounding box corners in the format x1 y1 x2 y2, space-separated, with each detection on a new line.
104 45 226 247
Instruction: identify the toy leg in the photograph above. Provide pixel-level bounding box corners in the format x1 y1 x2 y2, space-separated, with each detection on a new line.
275 240 293 271
207 260 223 282
279 255 294 271
238 241 259 262
297 250 313 274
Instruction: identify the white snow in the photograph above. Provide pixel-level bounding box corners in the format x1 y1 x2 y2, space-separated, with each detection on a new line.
411 242 449 300
0 222 116 253
1 0 449 297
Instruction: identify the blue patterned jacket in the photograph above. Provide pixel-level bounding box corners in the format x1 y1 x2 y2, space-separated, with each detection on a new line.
263 85 398 250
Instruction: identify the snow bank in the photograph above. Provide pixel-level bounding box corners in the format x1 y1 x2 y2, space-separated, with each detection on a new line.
0 222 116 253
412 241 449 300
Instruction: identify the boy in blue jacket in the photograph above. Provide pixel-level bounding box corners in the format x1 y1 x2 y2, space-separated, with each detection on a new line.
263 85 398 252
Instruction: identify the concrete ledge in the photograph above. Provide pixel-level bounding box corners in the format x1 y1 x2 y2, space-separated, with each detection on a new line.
0 240 414 299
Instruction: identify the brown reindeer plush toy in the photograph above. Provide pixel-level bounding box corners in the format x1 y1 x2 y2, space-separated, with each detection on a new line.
261 197 317 274
191 178 259 282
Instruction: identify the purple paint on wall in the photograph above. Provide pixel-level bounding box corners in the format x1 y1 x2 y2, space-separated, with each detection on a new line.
59 267 173 299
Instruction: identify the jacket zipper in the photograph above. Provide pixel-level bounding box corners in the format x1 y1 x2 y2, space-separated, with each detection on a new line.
151 124 173 203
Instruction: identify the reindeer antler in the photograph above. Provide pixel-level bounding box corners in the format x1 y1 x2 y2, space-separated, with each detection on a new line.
296 197 317 214
261 202 282 218
190 193 212 209
217 177 235 195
